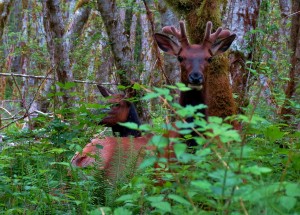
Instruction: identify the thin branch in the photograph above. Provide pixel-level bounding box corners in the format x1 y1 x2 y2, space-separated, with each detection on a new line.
285 10 300 18
0 73 116 85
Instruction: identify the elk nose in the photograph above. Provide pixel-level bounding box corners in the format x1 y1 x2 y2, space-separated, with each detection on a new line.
189 72 204 84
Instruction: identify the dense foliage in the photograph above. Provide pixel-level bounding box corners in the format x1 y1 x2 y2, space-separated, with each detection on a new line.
0 0 299 214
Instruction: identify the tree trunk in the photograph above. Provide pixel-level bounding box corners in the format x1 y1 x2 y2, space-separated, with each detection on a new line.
0 0 12 100
281 0 300 121
0 0 12 38
223 0 262 113
157 0 180 84
97 0 134 87
42 0 91 110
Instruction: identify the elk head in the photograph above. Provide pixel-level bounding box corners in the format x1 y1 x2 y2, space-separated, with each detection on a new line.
154 21 236 90
97 85 141 137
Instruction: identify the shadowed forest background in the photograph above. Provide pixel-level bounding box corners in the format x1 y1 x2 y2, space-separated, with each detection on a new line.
0 0 299 214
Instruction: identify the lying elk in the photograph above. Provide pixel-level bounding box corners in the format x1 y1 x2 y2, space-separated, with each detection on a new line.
72 86 173 180
154 21 236 146
97 85 141 137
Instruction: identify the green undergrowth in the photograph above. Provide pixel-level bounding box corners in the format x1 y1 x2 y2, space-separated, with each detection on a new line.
0 83 299 214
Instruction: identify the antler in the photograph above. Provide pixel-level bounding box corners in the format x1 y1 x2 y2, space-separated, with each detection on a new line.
203 21 231 46
162 20 189 48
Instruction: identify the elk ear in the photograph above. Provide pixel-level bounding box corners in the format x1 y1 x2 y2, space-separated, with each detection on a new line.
97 85 111 97
210 34 236 56
125 86 136 99
154 33 181 55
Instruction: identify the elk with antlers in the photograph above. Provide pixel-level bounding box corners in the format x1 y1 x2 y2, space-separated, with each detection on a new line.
154 21 236 146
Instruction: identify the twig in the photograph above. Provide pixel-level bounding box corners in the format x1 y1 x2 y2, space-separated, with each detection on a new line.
0 107 13 117
142 0 172 85
0 67 54 130
0 73 115 85
285 10 300 18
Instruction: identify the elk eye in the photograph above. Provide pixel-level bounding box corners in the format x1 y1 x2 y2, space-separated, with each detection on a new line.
207 57 213 63
177 56 184 62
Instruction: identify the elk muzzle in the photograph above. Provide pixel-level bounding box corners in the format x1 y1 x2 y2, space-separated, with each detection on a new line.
188 71 204 90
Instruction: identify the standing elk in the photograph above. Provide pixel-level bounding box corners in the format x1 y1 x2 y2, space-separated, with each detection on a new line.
154 21 236 146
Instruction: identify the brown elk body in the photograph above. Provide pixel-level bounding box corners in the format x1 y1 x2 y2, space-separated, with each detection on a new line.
154 21 236 145
71 135 154 178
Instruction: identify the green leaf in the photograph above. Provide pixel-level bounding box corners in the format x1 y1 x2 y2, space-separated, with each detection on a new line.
176 83 191 91
116 194 136 202
143 92 159 100
139 124 152 131
139 157 156 169
154 87 170 96
86 103 106 109
90 208 112 215
48 148 67 154
243 165 272 175
263 125 285 143
208 116 223 124
150 202 171 212
175 121 194 129
279 196 296 211
149 135 169 148
55 92 65 96
64 82 76 89
191 180 212 191
173 143 186 157
47 93 55 97
118 122 138 130
168 194 191 206
146 195 164 202
177 104 206 117
132 83 141 90
285 183 300 197
114 207 132 215
50 162 70 167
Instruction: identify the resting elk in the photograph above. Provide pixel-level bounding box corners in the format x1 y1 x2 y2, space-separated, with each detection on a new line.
154 21 236 146
97 85 141 137
71 20 236 181
71 86 159 179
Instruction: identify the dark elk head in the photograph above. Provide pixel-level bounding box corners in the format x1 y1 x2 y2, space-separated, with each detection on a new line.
154 21 236 90
97 85 141 137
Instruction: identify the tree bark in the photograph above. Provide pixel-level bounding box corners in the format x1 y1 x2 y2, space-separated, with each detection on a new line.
157 0 180 84
0 0 12 39
42 0 72 107
0 0 12 100
97 0 134 87
42 0 91 109
223 0 262 113
281 0 300 121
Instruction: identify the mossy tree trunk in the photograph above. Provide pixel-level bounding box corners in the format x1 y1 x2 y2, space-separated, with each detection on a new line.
281 0 300 123
163 0 237 118
0 0 12 100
